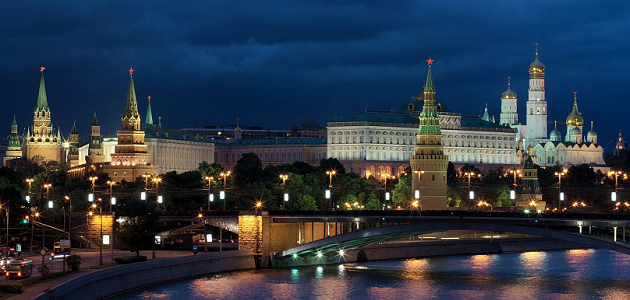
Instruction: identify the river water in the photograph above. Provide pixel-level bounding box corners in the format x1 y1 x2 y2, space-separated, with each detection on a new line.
114 249 630 300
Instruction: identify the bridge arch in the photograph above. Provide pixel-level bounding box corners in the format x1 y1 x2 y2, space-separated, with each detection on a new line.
273 219 630 267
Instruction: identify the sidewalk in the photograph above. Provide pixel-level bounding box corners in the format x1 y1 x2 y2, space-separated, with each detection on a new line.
6 249 194 299
8 269 98 300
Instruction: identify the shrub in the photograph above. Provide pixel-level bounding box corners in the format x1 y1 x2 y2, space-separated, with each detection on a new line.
114 256 147 264
0 282 22 293
66 254 81 271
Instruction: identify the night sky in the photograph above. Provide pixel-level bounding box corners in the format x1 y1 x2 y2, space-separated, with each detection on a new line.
2 1 629 152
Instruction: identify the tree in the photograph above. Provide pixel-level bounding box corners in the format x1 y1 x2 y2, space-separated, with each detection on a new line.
293 194 317 210
365 193 381 210
232 153 265 188
391 172 411 205
117 201 160 257
319 158 345 175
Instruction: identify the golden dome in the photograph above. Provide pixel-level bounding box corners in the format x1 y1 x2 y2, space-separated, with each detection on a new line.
566 92 583 126
529 56 545 73
501 76 517 99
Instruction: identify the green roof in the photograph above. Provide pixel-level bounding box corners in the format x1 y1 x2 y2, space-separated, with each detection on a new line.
297 117 323 130
460 117 512 129
143 127 214 143
396 100 451 113
215 137 326 147
333 112 419 124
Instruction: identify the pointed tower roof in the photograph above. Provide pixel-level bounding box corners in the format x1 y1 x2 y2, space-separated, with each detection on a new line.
11 115 17 126
71 121 78 134
36 66 48 110
424 58 435 93
529 43 545 73
92 112 99 126
123 68 141 121
145 95 154 126
482 103 489 121
501 76 517 99
566 91 584 126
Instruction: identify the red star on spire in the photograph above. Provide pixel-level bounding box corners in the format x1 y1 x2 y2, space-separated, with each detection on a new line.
573 91 577 95
129 67 134 76
427 58 434 65
40 66 45 72
148 95 151 101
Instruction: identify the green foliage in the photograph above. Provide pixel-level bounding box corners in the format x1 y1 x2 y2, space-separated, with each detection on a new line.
391 173 411 205
447 185 462 207
65 254 82 271
365 193 381 210
114 256 148 264
0 282 22 293
198 161 225 181
232 153 265 187
494 184 512 207
293 194 317 210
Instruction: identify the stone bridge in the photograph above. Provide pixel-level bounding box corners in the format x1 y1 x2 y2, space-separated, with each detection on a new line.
233 210 630 268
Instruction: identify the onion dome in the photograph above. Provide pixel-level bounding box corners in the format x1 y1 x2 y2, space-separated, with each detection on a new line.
529 53 545 74
501 76 517 99
566 92 584 126
587 121 597 143
571 126 581 136
550 121 561 142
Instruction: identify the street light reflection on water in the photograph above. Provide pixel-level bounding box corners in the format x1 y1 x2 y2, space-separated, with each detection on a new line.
116 249 630 300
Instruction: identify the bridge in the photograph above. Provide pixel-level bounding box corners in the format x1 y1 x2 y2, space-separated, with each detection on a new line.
156 210 630 268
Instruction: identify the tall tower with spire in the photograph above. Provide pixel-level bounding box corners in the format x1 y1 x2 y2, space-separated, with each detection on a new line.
145 95 154 127
410 58 448 210
3 116 23 165
565 91 584 142
87 112 105 163
525 44 548 147
67 121 80 166
500 76 518 126
24 67 62 163
104 68 156 182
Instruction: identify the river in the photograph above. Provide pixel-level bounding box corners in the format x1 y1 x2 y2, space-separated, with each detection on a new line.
114 249 630 300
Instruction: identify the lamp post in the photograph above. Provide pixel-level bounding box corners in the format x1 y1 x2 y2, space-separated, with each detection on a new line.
220 172 230 210
279 174 288 209
205 176 214 211
198 212 207 253
92 199 103 265
555 169 567 211
107 181 115 212
326 170 336 188
464 172 480 210
25 178 33 194
152 177 162 210
325 189 331 210
609 171 627 202
88 176 97 202
509 170 521 187
141 174 151 191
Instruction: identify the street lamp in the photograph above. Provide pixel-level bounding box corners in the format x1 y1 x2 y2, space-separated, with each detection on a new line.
205 176 214 210
141 174 151 191
107 181 115 212
92 199 103 265
555 169 567 211
220 172 230 210
326 170 336 188
43 183 52 205
88 176 97 202
509 169 521 187
198 211 208 253
609 171 627 202
25 178 33 195
279 174 288 209
153 177 162 210
464 172 481 209
325 189 331 209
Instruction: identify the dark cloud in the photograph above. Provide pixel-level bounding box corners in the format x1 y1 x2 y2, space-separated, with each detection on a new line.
1 1 630 152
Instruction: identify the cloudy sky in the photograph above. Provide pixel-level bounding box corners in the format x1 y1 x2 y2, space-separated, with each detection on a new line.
2 1 630 151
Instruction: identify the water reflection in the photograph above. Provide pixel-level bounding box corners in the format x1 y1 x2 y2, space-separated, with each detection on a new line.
115 250 630 300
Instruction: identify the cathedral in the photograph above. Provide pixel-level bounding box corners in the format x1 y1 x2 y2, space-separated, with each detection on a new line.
498 47 607 172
